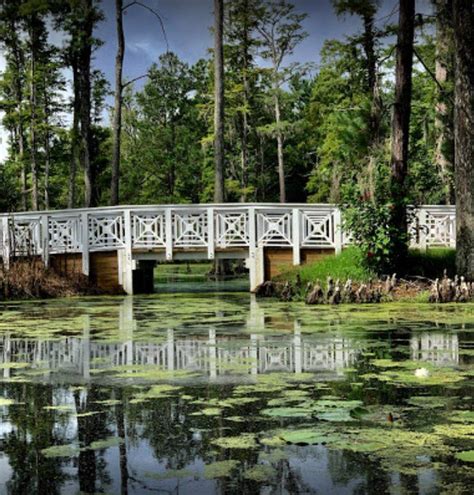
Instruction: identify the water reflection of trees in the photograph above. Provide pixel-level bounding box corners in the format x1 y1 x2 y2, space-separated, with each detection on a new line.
3 384 67 494
0 296 469 494
0 378 447 494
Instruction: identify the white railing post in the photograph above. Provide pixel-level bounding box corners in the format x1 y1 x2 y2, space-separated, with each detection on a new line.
248 207 264 291
81 212 89 276
450 213 456 248
292 208 300 265
165 208 173 261
248 206 256 251
418 208 427 252
1 217 10 270
41 215 49 267
333 207 343 255
121 208 134 294
207 207 215 260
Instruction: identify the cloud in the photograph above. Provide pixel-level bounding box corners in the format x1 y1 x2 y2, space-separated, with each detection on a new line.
128 40 156 59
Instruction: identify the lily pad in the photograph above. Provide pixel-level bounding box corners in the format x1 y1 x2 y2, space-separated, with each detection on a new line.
193 407 222 416
41 444 80 458
279 428 339 446
262 406 312 418
406 396 450 408
88 437 124 450
451 410 474 423
455 450 474 463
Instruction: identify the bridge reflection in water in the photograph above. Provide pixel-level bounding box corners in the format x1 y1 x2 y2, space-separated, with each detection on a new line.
0 298 461 381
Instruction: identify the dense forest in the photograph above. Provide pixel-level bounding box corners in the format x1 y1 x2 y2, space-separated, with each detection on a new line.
0 0 455 208
0 0 473 274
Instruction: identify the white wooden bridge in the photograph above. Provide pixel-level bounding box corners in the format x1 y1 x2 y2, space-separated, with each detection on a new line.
0 204 456 294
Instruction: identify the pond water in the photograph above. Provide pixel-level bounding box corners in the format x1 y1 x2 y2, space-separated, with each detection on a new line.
0 292 473 494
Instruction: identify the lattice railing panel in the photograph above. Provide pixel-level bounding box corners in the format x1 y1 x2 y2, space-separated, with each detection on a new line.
132 213 166 248
173 212 208 247
215 212 249 248
424 210 456 246
89 214 125 249
257 212 292 246
48 216 82 252
301 210 336 247
410 207 456 248
11 219 42 256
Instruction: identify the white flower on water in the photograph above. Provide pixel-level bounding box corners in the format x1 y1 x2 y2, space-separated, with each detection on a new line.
414 367 430 378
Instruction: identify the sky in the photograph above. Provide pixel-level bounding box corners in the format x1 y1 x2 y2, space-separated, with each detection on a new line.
0 0 434 161
94 0 406 87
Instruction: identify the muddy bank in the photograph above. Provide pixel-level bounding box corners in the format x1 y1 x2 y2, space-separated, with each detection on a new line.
0 259 100 300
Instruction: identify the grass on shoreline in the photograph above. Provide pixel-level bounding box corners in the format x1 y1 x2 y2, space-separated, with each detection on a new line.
275 247 456 288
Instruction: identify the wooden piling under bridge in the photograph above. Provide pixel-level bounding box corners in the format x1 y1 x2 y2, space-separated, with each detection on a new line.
0 204 456 294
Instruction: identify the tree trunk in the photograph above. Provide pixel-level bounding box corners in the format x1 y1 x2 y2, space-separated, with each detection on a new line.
434 0 455 204
10 21 27 211
78 0 94 208
29 15 39 211
363 11 382 200
274 91 286 203
362 12 376 95
19 123 27 211
389 0 415 269
111 0 125 206
69 61 80 209
44 132 51 210
213 0 225 203
241 108 249 202
240 0 250 202
114 389 129 495
453 0 474 278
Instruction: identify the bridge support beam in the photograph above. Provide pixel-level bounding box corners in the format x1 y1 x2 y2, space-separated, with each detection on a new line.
248 246 264 292
118 249 135 295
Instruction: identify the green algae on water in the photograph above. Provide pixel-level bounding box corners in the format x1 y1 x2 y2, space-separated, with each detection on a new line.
211 434 257 449
203 460 239 478
244 464 277 482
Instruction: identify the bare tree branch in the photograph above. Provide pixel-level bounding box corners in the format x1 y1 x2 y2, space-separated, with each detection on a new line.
123 73 149 88
123 0 169 52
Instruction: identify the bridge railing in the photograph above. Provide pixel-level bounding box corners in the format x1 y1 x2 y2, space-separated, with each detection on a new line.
0 204 342 261
0 204 456 264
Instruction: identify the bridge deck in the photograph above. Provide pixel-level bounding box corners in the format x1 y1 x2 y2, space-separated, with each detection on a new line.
0 203 456 294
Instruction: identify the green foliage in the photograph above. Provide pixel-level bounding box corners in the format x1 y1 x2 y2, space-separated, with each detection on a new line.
121 52 207 204
0 0 455 217
342 200 398 273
